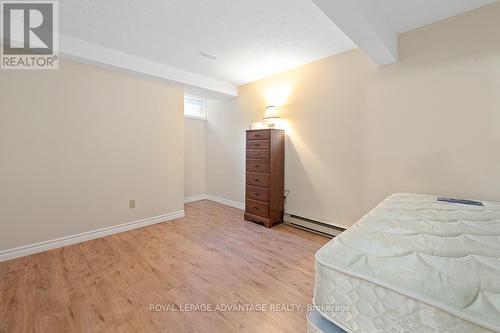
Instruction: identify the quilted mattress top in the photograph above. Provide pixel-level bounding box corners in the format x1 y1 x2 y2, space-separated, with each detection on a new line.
316 193 500 332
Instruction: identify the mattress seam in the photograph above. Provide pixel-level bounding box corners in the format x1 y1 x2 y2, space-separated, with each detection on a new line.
315 253 500 333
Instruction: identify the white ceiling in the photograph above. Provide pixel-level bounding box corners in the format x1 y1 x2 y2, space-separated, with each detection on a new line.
60 0 498 89
378 0 498 33
60 0 356 86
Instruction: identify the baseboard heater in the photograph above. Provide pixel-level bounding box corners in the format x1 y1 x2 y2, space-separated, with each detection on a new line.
283 213 346 238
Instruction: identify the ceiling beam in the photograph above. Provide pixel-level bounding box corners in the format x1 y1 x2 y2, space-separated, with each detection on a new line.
59 34 238 100
313 0 398 65
4 15 237 100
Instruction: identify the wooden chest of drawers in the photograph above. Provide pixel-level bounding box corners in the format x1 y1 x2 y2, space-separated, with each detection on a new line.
244 129 285 227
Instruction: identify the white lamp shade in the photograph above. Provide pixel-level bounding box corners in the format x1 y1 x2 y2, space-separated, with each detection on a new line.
264 106 279 119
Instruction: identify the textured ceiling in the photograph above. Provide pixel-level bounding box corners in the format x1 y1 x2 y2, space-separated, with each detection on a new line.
60 0 355 85
60 0 498 86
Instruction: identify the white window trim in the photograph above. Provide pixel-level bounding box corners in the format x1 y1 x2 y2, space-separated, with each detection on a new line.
184 114 206 120
184 94 207 120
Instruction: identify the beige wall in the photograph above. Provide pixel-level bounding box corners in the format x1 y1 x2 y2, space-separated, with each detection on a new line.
184 117 207 198
206 99 248 202
0 59 184 251
206 3 500 227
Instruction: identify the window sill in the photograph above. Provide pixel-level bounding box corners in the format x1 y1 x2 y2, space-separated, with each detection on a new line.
184 115 206 120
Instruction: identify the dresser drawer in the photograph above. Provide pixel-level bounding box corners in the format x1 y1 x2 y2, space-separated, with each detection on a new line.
246 199 269 218
246 159 269 173
246 149 269 159
246 130 270 140
246 140 269 149
246 172 269 187
246 186 269 202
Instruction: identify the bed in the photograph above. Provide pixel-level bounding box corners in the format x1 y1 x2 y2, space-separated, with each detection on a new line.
308 193 500 333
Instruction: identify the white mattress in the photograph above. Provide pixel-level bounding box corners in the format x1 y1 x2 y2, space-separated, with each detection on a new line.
313 193 500 333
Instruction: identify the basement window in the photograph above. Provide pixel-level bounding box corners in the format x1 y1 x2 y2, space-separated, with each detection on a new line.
184 95 206 120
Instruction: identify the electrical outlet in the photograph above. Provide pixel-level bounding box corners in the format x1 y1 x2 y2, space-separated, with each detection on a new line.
129 200 136 209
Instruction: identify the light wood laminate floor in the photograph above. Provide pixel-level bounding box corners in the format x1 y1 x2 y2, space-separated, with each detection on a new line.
0 200 329 332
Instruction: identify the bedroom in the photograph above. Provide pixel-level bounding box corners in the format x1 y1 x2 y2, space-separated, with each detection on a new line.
0 0 499 332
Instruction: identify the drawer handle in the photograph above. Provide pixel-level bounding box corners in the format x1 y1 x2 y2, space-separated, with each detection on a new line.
255 165 260 168
254 193 260 196
255 134 261 138
254 206 259 210
254 144 261 147
254 178 260 182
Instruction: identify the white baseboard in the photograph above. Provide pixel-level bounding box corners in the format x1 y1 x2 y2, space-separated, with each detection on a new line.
0 210 185 263
184 194 209 203
206 195 245 210
184 194 244 210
